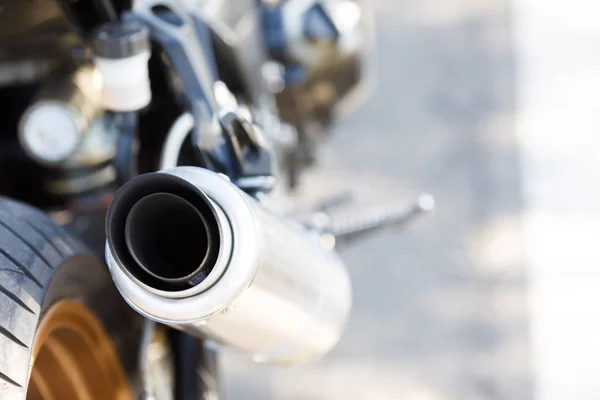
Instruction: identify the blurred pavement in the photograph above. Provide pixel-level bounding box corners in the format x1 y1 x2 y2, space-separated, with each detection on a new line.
221 0 533 399
222 0 600 397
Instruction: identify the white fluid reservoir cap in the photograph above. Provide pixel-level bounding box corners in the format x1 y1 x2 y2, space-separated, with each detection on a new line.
95 52 151 111
19 102 83 165
93 21 151 112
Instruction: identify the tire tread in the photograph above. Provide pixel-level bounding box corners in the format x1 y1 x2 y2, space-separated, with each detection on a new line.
0 283 34 314
0 220 54 270
0 197 81 394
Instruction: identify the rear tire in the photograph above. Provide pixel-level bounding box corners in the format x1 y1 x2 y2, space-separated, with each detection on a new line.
0 197 142 399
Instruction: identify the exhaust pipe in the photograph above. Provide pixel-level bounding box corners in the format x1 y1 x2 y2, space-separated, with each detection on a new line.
105 167 351 363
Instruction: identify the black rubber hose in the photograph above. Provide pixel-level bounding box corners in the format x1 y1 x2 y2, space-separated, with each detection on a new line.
114 112 139 185
172 332 200 400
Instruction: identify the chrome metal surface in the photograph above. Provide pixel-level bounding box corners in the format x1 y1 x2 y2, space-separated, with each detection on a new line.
41 113 119 195
106 167 352 363
140 319 157 400
159 112 195 170
66 113 119 167
279 0 365 70
18 64 103 166
46 163 116 195
326 193 435 245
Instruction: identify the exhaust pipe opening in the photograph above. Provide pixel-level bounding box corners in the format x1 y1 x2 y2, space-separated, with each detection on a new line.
124 193 213 284
107 173 224 292
106 168 352 362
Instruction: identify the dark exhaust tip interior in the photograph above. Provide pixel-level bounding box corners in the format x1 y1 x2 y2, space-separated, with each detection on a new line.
107 173 221 291
125 193 211 283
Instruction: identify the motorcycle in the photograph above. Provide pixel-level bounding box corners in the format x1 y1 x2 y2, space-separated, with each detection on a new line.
0 0 431 398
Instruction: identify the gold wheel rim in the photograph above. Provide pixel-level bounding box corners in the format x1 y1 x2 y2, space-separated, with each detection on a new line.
27 300 133 400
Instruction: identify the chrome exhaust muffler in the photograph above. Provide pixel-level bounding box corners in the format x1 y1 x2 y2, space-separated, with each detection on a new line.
105 167 351 363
